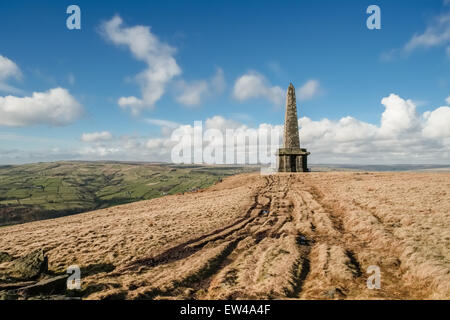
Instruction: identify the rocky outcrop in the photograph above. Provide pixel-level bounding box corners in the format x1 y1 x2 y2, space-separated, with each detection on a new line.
3 249 48 281
0 250 75 300
0 252 14 263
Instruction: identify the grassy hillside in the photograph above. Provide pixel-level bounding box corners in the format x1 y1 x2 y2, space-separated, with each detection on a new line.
0 161 257 226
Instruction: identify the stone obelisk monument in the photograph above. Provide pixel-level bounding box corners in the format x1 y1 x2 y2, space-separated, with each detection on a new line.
277 83 310 172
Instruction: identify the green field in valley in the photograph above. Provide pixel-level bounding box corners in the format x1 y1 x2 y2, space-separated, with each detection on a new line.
0 161 257 227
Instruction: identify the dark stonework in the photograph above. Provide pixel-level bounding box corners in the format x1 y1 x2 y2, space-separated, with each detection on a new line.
283 84 300 149
277 83 310 172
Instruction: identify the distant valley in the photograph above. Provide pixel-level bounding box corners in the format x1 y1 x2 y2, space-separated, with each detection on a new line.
0 161 257 226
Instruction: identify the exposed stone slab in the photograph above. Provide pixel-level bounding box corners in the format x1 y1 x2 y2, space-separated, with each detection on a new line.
16 275 68 297
0 281 36 291
0 249 48 281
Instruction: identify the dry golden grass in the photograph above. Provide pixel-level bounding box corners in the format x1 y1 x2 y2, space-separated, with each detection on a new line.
0 172 448 299
300 172 450 299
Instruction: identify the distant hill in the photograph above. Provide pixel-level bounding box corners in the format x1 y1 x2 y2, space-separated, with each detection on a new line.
310 164 450 172
0 161 257 227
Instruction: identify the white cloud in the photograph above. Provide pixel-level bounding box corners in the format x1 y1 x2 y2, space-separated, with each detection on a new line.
101 15 182 114
101 17 226 111
232 72 284 106
0 55 22 94
0 55 21 80
163 94 450 164
404 12 450 52
75 94 450 164
379 48 399 62
3 93 450 165
297 79 322 101
0 82 24 95
176 80 208 106
205 115 242 131
422 106 450 138
446 96 450 104
145 118 181 137
144 118 180 128
146 138 166 149
176 68 225 107
233 73 322 106
380 93 419 136
117 96 143 109
299 95 450 164
81 131 113 142
0 88 83 127
299 116 378 144
79 146 121 157
382 6 450 60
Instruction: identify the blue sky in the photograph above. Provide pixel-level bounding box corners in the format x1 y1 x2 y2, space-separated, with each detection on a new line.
0 0 450 164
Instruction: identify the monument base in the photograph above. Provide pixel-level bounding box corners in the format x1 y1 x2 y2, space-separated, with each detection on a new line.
277 148 310 172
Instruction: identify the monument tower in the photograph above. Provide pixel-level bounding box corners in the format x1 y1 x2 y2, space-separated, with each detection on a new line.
277 83 310 172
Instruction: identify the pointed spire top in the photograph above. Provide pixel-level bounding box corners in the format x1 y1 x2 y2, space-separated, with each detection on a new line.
287 83 295 96
287 82 295 100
